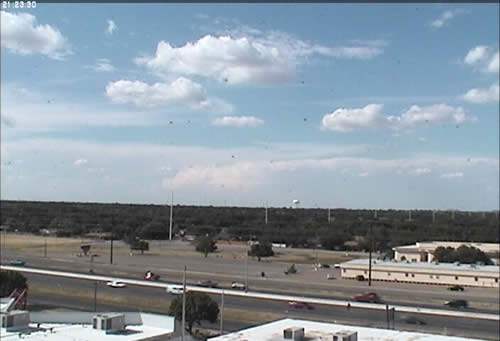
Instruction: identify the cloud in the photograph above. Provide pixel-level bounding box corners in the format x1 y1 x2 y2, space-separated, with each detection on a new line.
321 103 469 132
430 10 461 28
464 46 499 73
106 19 116 35
462 83 499 103
73 159 88 166
0 11 71 59
488 51 499 73
321 104 386 132
440 172 464 179
410 168 431 175
213 116 264 127
105 78 211 109
135 32 385 84
85 58 115 72
358 172 369 177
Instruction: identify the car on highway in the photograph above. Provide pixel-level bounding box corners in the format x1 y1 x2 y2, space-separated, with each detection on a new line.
444 299 468 309
326 274 336 280
106 280 126 288
288 301 314 310
333 263 341 269
197 280 218 288
447 285 465 291
231 281 246 290
353 292 380 303
9 259 25 266
166 285 185 295
144 271 160 281
400 315 427 325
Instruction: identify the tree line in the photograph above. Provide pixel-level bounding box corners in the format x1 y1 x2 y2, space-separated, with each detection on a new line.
1 200 498 254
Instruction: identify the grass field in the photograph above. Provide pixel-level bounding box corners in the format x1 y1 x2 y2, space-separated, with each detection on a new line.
3 232 357 265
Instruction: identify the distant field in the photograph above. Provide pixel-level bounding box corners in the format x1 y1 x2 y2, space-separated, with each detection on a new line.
3 233 357 265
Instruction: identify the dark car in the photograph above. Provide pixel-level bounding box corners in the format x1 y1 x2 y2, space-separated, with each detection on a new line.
447 285 465 291
288 301 314 310
144 271 160 281
445 299 468 309
353 292 380 303
197 280 218 288
400 315 427 325
9 259 25 266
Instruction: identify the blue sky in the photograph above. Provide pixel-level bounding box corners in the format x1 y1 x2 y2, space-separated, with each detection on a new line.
1 4 499 210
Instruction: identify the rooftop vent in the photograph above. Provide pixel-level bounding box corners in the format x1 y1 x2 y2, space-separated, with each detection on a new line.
92 313 125 333
283 327 304 340
1 310 30 332
322 330 358 341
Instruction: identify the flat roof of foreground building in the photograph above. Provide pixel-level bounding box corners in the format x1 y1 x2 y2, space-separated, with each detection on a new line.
208 318 485 341
0 312 175 341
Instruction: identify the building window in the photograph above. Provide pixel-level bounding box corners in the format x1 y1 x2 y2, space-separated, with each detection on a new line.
411 274 415 277
455 276 459 280
387 272 391 276
429 275 434 279
364 270 367 275
495 278 498 283
436 275 439 279
475 277 478 282
411 259 417 262
405 273 409 277
342 269 346 273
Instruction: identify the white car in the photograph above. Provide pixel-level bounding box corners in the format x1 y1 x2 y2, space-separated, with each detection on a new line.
106 280 126 288
166 285 185 295
231 281 246 290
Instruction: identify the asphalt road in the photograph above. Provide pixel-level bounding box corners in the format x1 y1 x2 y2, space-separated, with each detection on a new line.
6 248 499 314
24 273 500 340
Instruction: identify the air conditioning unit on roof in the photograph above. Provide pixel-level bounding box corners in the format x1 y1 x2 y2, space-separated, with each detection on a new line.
283 327 305 340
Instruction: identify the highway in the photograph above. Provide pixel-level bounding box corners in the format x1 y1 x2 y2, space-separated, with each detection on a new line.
23 273 500 340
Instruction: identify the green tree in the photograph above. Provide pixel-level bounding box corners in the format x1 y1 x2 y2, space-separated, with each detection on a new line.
0 271 27 297
434 245 493 265
168 292 219 333
248 241 274 260
195 235 217 257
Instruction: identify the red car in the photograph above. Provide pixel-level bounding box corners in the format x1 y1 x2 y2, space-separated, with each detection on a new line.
144 271 160 281
353 292 380 303
288 301 314 310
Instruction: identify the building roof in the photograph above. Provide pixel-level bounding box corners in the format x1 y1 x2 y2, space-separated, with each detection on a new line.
393 242 500 254
0 312 175 341
208 318 484 341
342 258 500 274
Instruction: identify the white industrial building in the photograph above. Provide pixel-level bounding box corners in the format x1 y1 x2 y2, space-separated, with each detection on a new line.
0 310 175 340
208 318 484 341
340 259 499 288
393 242 500 264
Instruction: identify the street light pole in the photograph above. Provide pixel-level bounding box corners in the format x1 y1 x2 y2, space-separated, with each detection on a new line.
110 215 114 265
368 223 373 286
94 281 97 312
219 289 224 335
182 265 186 341
245 253 249 292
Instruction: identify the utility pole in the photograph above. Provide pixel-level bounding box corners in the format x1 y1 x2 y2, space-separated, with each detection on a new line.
374 210 377 219
245 253 249 293
169 192 174 241
110 215 114 265
368 223 373 287
432 210 436 223
94 281 97 312
44 238 47 258
182 265 186 341
328 208 331 223
408 210 412 222
219 289 224 335
265 204 268 225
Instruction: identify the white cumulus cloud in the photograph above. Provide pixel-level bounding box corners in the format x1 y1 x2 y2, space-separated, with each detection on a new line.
462 83 499 103
74 159 88 166
321 103 468 132
105 78 210 109
135 32 385 85
85 58 115 72
106 19 116 35
464 46 499 73
410 168 432 176
440 172 464 179
0 11 71 59
430 10 461 28
213 116 264 127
